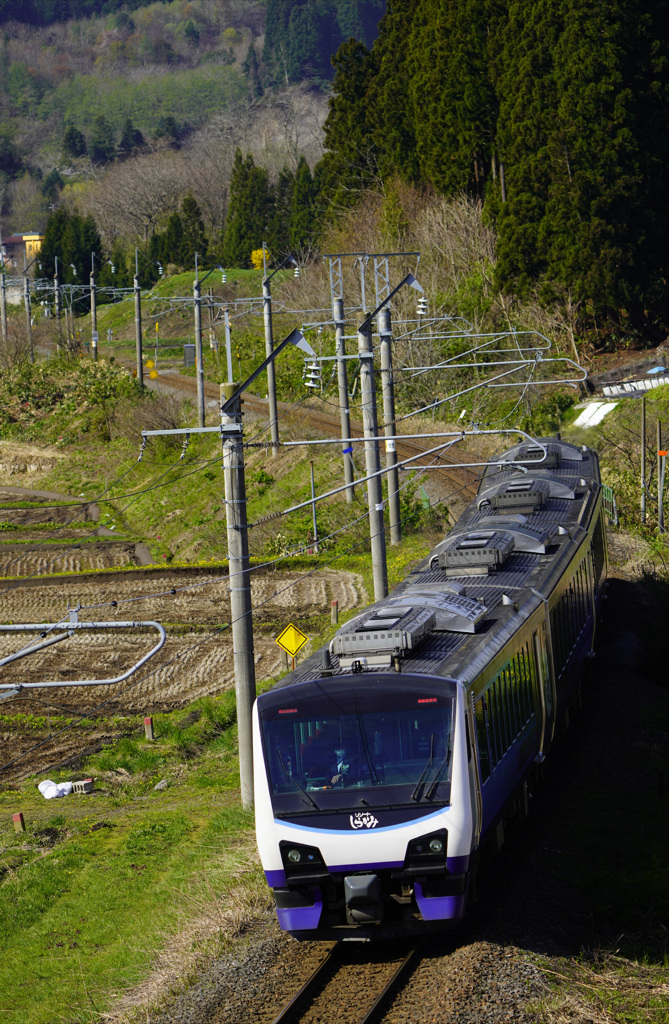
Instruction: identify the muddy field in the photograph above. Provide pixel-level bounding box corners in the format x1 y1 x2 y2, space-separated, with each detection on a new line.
0 565 366 779
0 541 148 577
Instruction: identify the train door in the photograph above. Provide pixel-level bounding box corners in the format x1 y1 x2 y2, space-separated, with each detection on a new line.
468 693 483 848
534 623 554 755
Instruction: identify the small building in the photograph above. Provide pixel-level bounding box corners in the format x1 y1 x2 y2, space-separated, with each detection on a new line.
0 232 45 269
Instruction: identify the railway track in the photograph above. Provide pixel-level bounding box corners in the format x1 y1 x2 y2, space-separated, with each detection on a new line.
154 370 480 501
256 940 424 1024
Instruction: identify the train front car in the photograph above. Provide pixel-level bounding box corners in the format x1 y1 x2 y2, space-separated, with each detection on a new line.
253 671 473 940
254 438 606 940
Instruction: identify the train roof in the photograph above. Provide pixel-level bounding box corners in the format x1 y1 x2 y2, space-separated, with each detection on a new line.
267 438 602 694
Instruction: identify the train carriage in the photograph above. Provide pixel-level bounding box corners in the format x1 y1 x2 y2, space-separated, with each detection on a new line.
253 438 608 939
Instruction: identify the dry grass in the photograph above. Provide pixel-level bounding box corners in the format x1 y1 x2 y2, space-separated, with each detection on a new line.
98 857 273 1024
533 954 669 1023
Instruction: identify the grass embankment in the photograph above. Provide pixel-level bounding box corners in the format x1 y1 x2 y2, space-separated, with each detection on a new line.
0 534 430 1024
0 695 261 1024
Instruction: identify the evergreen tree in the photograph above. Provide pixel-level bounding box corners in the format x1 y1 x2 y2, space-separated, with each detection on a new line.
180 193 208 267
118 118 144 158
243 42 263 98
41 168 63 202
493 0 668 336
319 38 379 204
406 0 497 195
154 115 180 146
263 0 385 84
88 115 116 164
222 150 275 268
267 166 295 255
161 212 185 268
40 208 102 284
366 0 419 182
184 18 199 47
289 156 317 251
62 124 87 159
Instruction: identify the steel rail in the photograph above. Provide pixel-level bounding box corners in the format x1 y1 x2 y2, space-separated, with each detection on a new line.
269 944 340 1024
359 942 424 1024
268 940 423 1024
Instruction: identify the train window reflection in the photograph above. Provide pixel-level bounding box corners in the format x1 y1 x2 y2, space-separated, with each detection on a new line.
261 690 454 806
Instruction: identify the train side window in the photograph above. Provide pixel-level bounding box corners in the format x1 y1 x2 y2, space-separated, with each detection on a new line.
474 698 490 781
509 659 521 737
497 676 510 753
518 647 530 724
487 681 499 762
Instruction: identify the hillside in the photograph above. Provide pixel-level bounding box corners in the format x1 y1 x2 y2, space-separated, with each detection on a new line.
0 0 384 240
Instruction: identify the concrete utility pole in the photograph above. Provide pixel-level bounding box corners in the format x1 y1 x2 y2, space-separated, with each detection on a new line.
220 382 256 807
334 296 355 502
310 460 319 552
358 320 388 601
0 271 7 347
262 273 280 456
134 250 143 387
641 395 646 524
90 259 98 361
194 257 205 427
54 258 62 353
23 273 34 363
379 306 401 544
658 420 665 534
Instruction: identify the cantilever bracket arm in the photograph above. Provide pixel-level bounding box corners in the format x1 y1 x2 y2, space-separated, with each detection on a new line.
358 273 424 334
0 621 166 690
219 328 315 416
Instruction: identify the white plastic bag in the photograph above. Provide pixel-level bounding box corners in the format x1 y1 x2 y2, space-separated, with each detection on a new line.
38 779 73 800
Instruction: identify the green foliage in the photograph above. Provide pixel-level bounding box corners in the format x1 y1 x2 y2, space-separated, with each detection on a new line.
125 815 194 854
0 1 166 25
50 65 244 148
88 114 116 164
263 0 384 84
62 123 86 159
320 0 669 341
222 150 275 267
0 358 142 441
41 167 63 201
40 207 101 286
180 194 208 267
242 41 263 99
117 117 144 158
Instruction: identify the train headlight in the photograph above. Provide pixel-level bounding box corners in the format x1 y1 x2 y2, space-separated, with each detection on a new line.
404 829 448 872
279 840 326 877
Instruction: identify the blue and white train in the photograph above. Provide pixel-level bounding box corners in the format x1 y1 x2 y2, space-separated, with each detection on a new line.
252 438 608 939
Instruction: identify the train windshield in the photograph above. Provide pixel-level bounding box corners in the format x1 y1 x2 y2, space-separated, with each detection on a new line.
260 687 455 812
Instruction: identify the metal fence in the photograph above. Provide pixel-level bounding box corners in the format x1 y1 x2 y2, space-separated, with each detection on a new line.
602 484 618 526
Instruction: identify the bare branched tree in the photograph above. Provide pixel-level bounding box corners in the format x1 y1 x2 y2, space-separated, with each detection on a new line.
78 153 188 243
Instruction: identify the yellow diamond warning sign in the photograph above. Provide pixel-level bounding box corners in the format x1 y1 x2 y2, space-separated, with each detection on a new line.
276 623 308 658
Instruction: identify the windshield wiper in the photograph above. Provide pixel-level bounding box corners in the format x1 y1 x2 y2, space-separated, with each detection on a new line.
278 750 320 810
425 745 452 801
354 697 381 785
411 733 435 801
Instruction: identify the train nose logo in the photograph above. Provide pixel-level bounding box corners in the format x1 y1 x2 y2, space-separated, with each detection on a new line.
350 811 379 829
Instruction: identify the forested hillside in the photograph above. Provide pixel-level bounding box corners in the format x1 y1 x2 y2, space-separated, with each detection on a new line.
0 1 384 243
320 0 669 344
